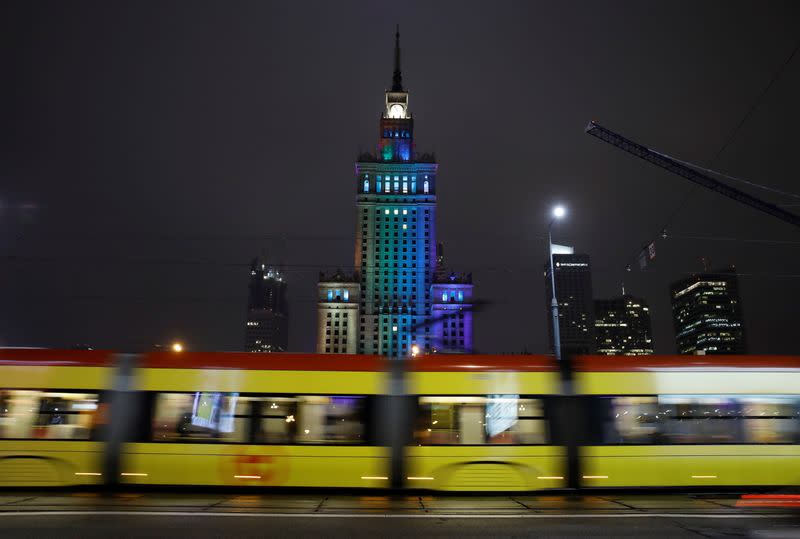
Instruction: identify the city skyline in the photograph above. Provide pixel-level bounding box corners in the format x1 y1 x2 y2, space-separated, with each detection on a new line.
2 2 800 354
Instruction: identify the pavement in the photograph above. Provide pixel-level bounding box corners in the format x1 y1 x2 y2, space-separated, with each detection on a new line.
0 492 797 537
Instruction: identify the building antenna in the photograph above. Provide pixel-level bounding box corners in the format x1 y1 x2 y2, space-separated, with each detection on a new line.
621 281 625 296
392 24 403 92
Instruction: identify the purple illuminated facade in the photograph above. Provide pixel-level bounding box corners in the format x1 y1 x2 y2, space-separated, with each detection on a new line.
315 28 473 358
431 273 474 353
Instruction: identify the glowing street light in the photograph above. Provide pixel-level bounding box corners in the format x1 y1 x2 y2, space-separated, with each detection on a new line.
552 205 566 220
171 342 184 353
410 344 420 357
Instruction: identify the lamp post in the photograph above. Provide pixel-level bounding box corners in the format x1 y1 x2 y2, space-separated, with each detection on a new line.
548 205 566 362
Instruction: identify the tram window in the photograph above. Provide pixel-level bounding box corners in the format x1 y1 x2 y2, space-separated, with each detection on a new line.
739 397 799 444
414 396 547 445
255 396 366 444
151 392 251 443
257 397 298 444
601 395 800 445
0 390 100 440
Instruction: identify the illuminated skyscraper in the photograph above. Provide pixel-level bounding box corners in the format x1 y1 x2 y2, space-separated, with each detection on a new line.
245 257 288 352
670 266 746 355
353 28 438 359
544 246 595 354
315 28 473 358
594 294 654 355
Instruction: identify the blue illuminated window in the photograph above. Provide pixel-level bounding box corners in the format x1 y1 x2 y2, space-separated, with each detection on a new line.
441 292 447 301
385 181 390 193
423 180 429 194
335 289 341 300
377 180 382 192
394 176 399 192
343 290 350 301
402 177 408 193
457 290 464 302
363 179 369 192
327 290 333 301
450 291 456 301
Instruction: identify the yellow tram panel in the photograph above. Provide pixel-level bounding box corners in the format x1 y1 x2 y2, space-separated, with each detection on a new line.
581 445 800 487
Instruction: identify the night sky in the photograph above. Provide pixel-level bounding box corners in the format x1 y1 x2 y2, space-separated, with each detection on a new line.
2 1 800 355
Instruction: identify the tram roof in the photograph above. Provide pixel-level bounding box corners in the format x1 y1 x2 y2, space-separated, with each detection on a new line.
139 351 386 371
410 354 557 372
574 355 800 371
0 348 114 367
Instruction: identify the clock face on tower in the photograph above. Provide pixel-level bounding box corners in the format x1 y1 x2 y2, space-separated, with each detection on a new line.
388 103 406 119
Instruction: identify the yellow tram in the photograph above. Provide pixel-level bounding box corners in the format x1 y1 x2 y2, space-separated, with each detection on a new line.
0 349 113 486
574 355 800 487
405 355 566 491
1 348 799 490
119 352 390 488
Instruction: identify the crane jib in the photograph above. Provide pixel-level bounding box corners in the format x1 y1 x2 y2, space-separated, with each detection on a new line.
585 121 800 229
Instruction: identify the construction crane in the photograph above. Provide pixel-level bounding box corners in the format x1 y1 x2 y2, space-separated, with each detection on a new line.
585 121 800 229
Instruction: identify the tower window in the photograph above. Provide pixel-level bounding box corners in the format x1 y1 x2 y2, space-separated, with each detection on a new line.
423 180 429 193
363 179 369 192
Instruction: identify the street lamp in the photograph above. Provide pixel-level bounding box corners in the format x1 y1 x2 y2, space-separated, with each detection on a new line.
171 342 184 353
548 205 566 362
410 344 420 358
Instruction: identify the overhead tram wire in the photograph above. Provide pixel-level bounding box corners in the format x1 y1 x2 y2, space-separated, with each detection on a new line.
611 37 800 274
4 232 555 243
669 233 800 246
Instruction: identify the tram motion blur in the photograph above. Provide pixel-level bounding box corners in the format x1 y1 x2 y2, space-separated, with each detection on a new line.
1 349 798 490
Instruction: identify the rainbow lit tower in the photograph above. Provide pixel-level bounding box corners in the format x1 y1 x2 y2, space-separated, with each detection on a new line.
317 27 473 357
353 27 440 358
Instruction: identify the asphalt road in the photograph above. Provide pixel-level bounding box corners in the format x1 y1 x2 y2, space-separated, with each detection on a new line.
0 492 797 538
